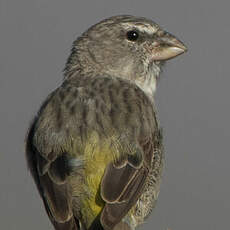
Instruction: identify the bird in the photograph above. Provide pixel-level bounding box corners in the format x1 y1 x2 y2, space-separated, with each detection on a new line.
25 15 187 230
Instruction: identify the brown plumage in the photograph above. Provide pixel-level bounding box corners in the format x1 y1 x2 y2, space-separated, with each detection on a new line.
26 15 187 230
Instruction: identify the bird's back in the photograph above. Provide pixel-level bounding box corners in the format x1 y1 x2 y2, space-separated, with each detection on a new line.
26 74 163 229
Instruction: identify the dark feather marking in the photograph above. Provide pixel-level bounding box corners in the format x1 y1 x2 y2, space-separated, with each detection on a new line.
49 155 71 184
52 216 80 230
26 124 67 224
26 118 44 197
82 106 88 126
95 98 99 108
56 107 63 129
89 90 95 98
100 103 106 115
73 89 79 98
91 78 99 88
70 104 76 115
65 100 72 108
40 173 73 222
99 88 104 94
109 108 116 128
95 112 103 130
65 85 72 93
36 153 50 176
59 90 65 101
26 109 79 229
108 89 114 105
127 151 143 168
101 163 138 203
89 215 104 230
101 95 107 105
118 167 147 202
100 167 147 230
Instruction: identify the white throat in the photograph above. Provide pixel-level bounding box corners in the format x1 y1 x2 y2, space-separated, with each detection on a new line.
134 63 161 99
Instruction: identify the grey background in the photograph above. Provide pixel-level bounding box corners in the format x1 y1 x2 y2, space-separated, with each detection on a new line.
1 0 229 229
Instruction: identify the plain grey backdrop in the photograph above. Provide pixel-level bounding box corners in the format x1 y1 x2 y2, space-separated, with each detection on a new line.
1 0 230 229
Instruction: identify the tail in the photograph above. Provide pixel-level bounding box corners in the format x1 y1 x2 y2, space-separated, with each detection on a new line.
89 216 132 230
113 222 132 230
52 216 79 230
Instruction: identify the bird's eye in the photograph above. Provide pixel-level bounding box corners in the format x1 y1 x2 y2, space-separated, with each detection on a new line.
126 30 139 41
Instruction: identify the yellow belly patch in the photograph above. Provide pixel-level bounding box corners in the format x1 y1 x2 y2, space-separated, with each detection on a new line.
79 132 120 227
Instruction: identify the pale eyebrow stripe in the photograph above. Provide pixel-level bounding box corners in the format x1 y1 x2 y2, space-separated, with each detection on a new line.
121 22 159 34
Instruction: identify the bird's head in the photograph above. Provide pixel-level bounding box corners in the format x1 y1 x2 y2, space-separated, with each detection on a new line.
64 15 187 96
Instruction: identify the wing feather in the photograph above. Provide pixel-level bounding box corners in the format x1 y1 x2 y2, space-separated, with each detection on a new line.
100 164 148 230
25 119 79 229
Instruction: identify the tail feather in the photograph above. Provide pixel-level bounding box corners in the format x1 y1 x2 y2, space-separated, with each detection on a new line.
89 216 132 230
113 222 132 230
52 216 79 230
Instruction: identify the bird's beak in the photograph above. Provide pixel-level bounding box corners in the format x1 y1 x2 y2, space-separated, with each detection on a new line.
151 30 187 61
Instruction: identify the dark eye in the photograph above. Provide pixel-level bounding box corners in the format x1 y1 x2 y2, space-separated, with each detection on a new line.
126 30 139 41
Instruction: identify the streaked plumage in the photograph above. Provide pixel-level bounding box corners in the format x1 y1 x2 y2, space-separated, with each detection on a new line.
26 15 186 230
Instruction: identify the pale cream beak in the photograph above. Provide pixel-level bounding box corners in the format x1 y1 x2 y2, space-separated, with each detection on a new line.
151 30 187 61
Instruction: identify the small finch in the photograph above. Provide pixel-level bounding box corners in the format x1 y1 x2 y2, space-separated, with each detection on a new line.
26 15 187 230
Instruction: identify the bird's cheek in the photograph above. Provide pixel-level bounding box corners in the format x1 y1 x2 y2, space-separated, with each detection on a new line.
143 43 166 61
